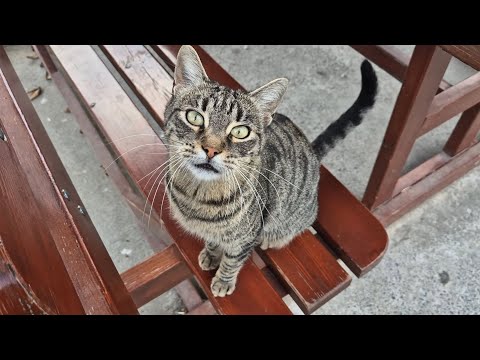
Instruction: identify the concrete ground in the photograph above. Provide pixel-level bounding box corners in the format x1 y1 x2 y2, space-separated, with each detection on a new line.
6 45 480 315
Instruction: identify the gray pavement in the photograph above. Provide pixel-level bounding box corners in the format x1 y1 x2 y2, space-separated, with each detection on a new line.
6 45 480 314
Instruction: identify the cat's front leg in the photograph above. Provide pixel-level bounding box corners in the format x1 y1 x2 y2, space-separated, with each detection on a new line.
210 243 254 297
198 242 222 271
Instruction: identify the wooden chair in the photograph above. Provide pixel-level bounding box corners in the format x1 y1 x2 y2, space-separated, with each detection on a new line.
0 45 388 314
352 45 480 226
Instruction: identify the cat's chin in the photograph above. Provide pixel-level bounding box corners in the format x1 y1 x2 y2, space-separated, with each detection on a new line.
187 163 223 182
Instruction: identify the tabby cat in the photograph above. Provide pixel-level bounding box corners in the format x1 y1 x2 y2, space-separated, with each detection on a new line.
164 46 378 297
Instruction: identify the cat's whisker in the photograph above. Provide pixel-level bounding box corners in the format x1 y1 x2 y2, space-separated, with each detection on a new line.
250 164 303 192
104 143 176 171
237 168 283 230
238 163 282 205
99 133 185 149
155 159 187 228
235 169 265 229
227 170 236 209
228 170 240 214
143 161 179 227
139 153 183 189
231 171 246 219
143 151 185 155
161 137 184 145
142 157 183 223
99 134 160 147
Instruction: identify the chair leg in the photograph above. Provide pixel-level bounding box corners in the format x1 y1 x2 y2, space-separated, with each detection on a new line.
362 46 452 210
444 104 480 156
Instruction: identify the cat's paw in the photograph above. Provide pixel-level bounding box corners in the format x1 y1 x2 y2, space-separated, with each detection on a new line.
198 247 220 271
210 276 236 297
260 238 270 250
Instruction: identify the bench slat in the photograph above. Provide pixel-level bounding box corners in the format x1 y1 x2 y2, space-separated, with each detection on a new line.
50 45 291 315
315 166 389 276
121 245 191 308
100 45 172 127
260 231 351 314
112 45 351 313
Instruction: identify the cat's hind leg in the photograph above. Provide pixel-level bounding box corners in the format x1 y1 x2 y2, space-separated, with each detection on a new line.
259 231 299 250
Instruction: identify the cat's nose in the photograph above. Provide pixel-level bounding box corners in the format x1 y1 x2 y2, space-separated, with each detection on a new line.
202 145 221 159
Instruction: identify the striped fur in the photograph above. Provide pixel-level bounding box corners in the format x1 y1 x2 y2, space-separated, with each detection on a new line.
163 46 377 297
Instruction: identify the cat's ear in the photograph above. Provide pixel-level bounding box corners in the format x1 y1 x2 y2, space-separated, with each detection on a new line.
174 45 209 92
249 78 289 126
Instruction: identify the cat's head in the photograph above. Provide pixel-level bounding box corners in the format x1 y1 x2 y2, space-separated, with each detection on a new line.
164 45 288 181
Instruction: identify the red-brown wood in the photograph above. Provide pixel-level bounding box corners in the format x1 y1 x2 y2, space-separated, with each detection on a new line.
420 72 480 137
374 142 480 226
440 45 480 71
0 47 138 314
392 152 450 197
49 45 291 315
351 45 410 83
351 45 451 92
0 245 47 314
444 105 480 156
362 46 452 210
314 166 388 276
259 230 351 314
100 45 173 128
121 245 191 308
261 267 289 297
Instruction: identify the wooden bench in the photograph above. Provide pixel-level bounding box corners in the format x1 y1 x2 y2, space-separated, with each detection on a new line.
1 45 388 314
352 45 480 226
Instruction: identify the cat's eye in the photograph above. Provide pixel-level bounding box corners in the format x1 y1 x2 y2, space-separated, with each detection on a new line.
186 110 204 127
230 125 250 139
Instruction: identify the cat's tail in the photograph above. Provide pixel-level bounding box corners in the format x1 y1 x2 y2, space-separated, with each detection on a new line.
311 60 378 160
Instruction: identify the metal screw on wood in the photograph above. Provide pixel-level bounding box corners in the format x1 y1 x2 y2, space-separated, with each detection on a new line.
61 189 70 200
77 205 86 215
0 128 7 142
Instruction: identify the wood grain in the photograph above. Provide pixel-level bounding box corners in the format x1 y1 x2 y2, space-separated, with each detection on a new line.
440 45 480 71
420 72 480 137
100 45 173 128
314 166 388 276
259 230 351 314
374 142 480 226
444 105 480 156
121 245 191 308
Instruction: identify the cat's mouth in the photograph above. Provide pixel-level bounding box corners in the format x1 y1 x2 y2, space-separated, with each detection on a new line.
194 162 219 174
